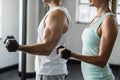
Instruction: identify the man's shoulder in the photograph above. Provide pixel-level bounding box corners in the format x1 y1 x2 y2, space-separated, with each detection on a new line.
50 9 66 17
46 9 66 21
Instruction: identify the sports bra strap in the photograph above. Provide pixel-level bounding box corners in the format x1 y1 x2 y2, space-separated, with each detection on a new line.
92 12 115 32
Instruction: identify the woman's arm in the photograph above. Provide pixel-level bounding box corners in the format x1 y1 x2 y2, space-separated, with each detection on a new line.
71 16 118 67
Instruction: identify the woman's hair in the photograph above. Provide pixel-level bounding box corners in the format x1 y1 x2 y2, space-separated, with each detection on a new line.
53 0 60 3
111 0 117 14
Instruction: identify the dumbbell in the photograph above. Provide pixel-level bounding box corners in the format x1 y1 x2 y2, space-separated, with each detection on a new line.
4 36 19 52
57 45 71 59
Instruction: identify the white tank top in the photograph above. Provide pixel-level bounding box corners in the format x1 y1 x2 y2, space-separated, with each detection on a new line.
35 6 71 75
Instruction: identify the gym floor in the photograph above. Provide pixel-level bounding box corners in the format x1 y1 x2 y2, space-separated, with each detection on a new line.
0 60 120 80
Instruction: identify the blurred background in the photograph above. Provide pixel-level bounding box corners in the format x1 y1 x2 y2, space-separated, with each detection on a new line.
0 0 120 80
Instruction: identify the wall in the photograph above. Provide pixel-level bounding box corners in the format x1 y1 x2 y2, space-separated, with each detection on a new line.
62 0 85 53
0 0 19 68
62 0 120 65
19 0 44 73
0 0 2 38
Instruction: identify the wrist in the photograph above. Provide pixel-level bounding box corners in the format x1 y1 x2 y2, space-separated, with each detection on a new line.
17 45 22 51
71 52 73 57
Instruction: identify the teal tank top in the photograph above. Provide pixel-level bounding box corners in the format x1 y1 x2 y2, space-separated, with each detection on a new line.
81 12 115 80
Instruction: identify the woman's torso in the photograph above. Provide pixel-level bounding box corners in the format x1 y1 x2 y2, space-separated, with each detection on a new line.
81 12 115 80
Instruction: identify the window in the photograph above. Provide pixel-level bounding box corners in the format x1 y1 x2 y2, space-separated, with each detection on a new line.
76 0 120 25
117 1 120 24
0 0 2 39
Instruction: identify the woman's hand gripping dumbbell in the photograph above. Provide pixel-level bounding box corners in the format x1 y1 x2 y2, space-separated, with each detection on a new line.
57 45 71 59
4 36 19 52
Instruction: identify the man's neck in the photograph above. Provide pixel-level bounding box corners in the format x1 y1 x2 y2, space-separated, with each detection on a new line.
48 2 60 9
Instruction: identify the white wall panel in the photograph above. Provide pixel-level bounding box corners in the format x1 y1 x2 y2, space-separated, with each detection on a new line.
0 0 19 68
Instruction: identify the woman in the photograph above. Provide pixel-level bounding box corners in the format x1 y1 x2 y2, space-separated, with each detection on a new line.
57 0 118 80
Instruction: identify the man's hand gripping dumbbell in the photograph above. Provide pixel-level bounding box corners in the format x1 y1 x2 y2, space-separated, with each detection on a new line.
57 45 71 59
4 36 19 52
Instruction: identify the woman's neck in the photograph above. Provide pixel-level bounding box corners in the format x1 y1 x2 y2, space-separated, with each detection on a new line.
96 3 111 17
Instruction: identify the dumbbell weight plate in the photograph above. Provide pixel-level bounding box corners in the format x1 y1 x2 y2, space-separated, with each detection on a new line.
6 39 19 52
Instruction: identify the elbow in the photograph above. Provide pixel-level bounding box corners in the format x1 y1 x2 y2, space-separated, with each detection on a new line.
41 50 51 56
97 59 107 68
45 51 51 56
44 44 57 55
44 53 50 56
41 42 56 55
99 63 106 68
96 54 109 68
95 62 106 68
43 47 53 56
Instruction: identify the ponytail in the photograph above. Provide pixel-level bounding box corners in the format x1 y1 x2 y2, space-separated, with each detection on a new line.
111 0 117 15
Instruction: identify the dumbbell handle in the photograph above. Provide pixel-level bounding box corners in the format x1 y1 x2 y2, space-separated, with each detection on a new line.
4 36 15 44
5 38 16 45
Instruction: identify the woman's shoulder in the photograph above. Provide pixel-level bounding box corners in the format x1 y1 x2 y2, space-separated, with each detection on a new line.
102 14 118 29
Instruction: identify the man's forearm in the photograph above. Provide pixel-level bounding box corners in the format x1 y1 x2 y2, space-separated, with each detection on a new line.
17 44 51 55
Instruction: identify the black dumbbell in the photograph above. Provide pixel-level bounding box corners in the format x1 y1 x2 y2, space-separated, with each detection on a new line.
57 45 71 59
60 48 71 59
4 36 19 52
56 45 65 54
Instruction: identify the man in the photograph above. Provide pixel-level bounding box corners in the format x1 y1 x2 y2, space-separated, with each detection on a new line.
17 0 71 80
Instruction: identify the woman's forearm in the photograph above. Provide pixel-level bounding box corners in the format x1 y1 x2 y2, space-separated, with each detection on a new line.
71 52 107 67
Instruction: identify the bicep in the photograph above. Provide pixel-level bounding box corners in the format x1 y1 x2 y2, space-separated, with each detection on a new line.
42 14 65 50
99 17 118 62
43 24 63 47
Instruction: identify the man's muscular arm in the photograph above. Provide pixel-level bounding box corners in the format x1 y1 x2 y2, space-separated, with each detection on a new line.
18 10 68 55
